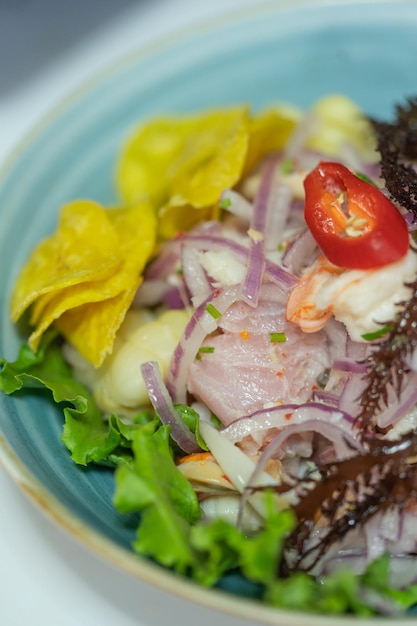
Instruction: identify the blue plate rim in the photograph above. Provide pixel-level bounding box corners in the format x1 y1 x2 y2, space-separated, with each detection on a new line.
1 1 417 624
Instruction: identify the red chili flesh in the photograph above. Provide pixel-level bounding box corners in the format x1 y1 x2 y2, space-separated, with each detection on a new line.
303 161 409 270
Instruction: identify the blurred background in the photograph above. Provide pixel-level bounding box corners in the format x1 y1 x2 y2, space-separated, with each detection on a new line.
0 0 252 157
0 0 140 96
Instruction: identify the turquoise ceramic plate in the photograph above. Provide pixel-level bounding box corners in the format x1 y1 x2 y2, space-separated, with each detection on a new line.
1 1 417 624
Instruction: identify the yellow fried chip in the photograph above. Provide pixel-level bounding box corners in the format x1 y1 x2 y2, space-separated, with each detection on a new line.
116 106 250 238
53 200 156 366
242 108 298 177
29 200 153 326
14 198 156 366
10 200 122 322
55 284 140 368
167 107 249 205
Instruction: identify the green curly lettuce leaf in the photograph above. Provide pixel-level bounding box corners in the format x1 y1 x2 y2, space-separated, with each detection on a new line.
114 428 295 585
0 331 139 465
2 332 417 616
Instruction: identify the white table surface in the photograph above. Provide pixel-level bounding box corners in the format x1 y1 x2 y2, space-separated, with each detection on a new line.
0 1 274 625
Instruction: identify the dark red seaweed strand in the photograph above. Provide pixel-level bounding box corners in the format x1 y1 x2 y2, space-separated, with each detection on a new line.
356 278 417 435
282 434 417 572
371 98 417 219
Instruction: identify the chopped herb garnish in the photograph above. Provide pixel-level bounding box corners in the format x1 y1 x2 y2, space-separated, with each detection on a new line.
361 324 394 341
281 158 294 174
269 332 287 343
205 303 222 319
219 197 232 209
355 172 379 188
199 346 215 354
210 413 222 427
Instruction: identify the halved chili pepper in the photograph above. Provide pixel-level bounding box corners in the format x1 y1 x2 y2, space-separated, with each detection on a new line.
303 161 409 270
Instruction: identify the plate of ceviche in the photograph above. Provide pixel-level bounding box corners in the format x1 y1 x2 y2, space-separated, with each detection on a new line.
2 1 417 624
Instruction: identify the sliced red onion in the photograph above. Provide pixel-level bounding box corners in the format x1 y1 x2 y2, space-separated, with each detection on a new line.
140 360 200 453
180 244 211 301
319 519 417 590
263 256 299 289
281 227 318 275
220 189 253 223
166 285 241 404
181 233 298 289
333 359 368 374
134 277 192 310
133 279 171 307
144 243 180 280
236 416 365 527
312 390 340 406
375 371 417 429
322 318 349 361
222 402 360 447
384 508 417 556
246 417 364 488
163 286 188 310
264 184 292 252
404 211 417 232
346 338 370 361
337 371 368 417
240 158 279 307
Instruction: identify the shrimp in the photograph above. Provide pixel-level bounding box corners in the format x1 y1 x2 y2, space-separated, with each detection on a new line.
286 248 417 341
286 255 343 333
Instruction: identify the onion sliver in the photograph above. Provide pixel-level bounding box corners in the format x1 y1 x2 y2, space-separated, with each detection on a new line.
264 184 292 252
241 159 277 307
223 402 360 446
259 418 363 469
375 370 417 430
181 233 298 289
180 244 211 301
141 360 199 453
166 285 241 404
243 418 365 514
220 189 253 223
199 421 282 518
281 228 317 275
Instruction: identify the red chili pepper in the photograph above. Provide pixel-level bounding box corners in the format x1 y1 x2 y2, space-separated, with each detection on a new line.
303 161 409 270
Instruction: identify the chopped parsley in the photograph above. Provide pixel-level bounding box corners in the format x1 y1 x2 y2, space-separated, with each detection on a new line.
205 303 222 319
361 324 394 341
269 332 287 343
355 172 379 188
281 158 294 174
219 197 232 209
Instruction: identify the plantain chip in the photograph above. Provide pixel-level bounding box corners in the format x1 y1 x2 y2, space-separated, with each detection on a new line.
116 107 250 238
11 199 156 367
10 200 121 322
242 107 298 177
116 105 300 239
